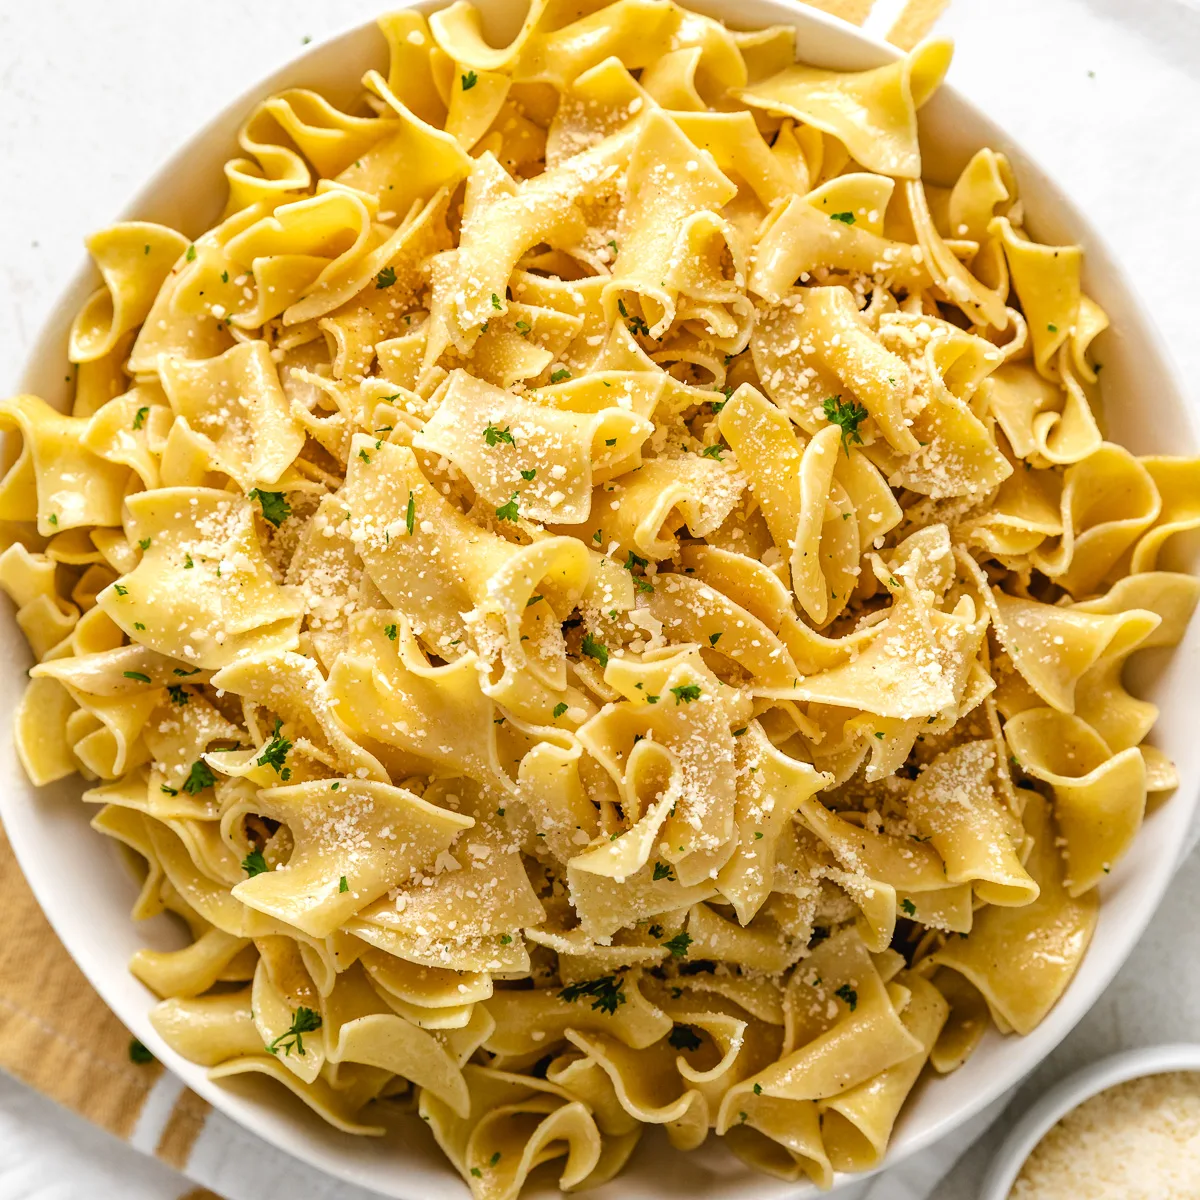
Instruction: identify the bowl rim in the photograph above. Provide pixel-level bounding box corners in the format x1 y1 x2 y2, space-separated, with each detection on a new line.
979 1043 1200 1199
3 1 1198 1197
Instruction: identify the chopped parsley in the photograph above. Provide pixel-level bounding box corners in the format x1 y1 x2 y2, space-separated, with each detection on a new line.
700 444 724 460
552 702 568 718
520 468 537 481
173 667 200 677
550 368 571 383
406 490 415 535
834 983 858 1012
581 633 608 667
358 447 371 464
129 1039 155 1064
385 623 398 641
339 875 349 894
183 760 215 795
515 319 531 335
132 406 149 430
558 974 626 1015
183 554 194 569
242 850 268 877
267 1007 322 1057
185 244 196 262
652 861 675 881
664 931 693 958
495 493 520 522
113 584 128 596
668 1025 702 1052
167 685 189 705
122 671 151 683
249 489 291 527
461 70 478 90
375 266 397 289
670 684 701 704
900 898 917 916
822 394 868 456
257 719 293 780
138 537 151 550
708 632 722 646
483 423 515 447
829 211 856 224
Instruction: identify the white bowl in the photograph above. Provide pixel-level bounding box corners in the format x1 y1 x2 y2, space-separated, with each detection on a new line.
979 1044 1200 1200
3 2 1198 1198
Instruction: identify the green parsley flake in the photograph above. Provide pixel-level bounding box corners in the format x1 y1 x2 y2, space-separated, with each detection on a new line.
558 974 626 1014
708 632 722 646
267 1007 322 1057
520 468 536 481
670 684 701 704
461 70 478 90
113 584 128 596
829 211 856 224
385 624 398 641
581 633 608 667
167 685 189 705
185 244 196 262
900 898 917 916
822 394 868 456
552 702 569 718
835 983 858 1012
249 489 291 527
129 1039 155 1064
491 292 502 309
406 490 415 535
700 444 724 460
664 931 692 958
138 537 151 550
183 760 216 795
484 423 515 447
375 266 397 289
652 861 674 881
495 493 520 522
257 719 293 780
132 406 149 430
242 850 268 877
339 875 349 894
122 671 151 683
550 368 571 383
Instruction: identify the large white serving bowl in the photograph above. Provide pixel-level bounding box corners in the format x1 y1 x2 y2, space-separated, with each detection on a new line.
2 2 1197 1197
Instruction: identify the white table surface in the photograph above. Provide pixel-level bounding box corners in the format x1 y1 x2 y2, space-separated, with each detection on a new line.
2 1 1200 1198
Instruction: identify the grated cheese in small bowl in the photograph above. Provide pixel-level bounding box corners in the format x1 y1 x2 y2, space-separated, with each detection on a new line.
1008 1070 1200 1199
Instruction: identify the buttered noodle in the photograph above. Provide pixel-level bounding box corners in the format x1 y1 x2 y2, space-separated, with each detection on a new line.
4 2 1199 1194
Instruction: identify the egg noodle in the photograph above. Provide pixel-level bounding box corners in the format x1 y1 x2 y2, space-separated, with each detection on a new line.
4 1 1199 1193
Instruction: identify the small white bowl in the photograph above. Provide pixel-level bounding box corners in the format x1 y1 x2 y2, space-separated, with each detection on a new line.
980 1044 1200 1200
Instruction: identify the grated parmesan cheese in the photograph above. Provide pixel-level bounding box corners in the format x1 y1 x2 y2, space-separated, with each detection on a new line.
1010 1071 1200 1199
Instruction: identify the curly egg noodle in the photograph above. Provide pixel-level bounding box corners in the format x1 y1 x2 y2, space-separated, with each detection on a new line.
4 1 1200 1193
